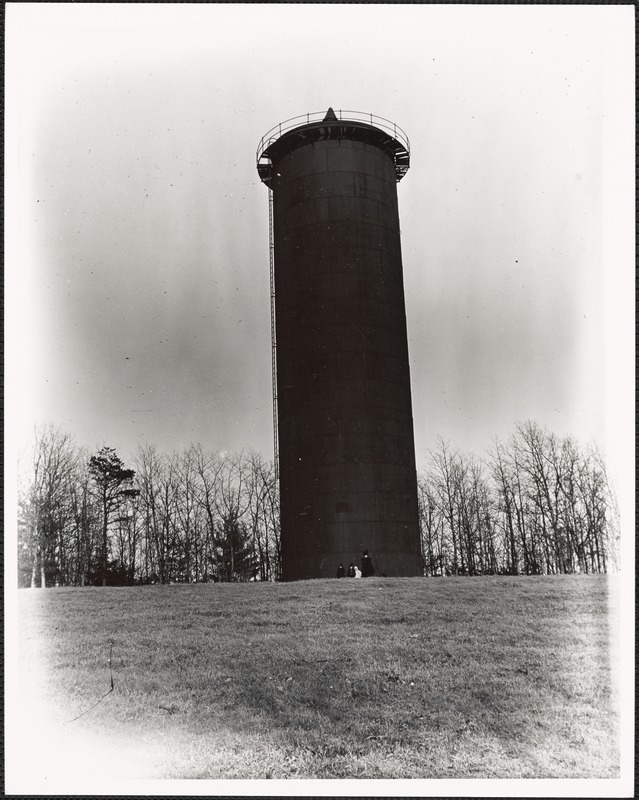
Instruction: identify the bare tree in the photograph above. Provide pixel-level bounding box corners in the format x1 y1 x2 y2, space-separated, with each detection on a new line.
191 444 224 581
19 424 78 587
174 447 205 582
417 474 444 575
245 451 280 581
212 451 253 581
67 452 101 586
136 444 176 584
259 457 281 580
575 443 618 573
429 438 463 574
488 439 521 574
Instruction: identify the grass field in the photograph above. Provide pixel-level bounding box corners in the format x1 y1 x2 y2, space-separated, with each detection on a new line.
12 575 619 783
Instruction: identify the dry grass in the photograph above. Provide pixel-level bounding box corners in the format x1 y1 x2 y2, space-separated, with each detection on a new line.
11 575 619 784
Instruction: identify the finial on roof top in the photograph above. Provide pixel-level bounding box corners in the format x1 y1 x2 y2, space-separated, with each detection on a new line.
323 107 338 122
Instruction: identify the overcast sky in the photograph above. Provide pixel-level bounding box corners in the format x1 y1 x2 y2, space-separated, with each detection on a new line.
6 4 634 496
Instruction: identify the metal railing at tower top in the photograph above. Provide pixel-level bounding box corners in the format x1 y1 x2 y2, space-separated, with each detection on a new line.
256 109 410 171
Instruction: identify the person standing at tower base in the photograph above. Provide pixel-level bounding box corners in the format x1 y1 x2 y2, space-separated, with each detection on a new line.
361 550 375 577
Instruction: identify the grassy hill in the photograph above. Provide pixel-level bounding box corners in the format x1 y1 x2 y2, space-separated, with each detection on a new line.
12 575 619 783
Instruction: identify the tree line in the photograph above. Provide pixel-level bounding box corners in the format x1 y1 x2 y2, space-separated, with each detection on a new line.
419 422 618 576
17 420 618 587
17 427 280 587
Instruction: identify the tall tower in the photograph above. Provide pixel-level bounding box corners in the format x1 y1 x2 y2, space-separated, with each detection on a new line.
257 109 422 580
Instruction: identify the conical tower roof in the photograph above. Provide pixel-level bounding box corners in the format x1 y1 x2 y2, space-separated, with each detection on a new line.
323 107 338 122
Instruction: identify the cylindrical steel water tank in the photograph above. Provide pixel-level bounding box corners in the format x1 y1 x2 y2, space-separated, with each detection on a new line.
257 109 422 580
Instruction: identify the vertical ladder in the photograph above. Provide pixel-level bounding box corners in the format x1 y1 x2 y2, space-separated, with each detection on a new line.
268 188 279 484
